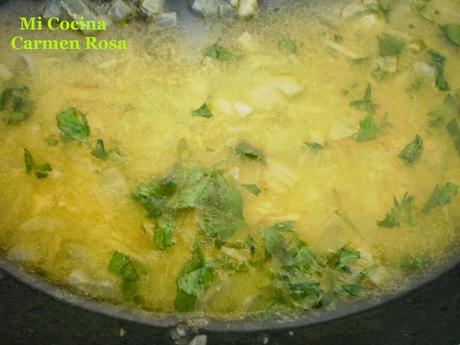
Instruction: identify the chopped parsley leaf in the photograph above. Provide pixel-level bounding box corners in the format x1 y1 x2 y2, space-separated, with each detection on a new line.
378 193 415 228
24 149 33 174
203 43 236 62
427 93 460 127
263 223 327 309
108 251 139 281
235 141 266 163
423 183 459 213
355 115 379 143
400 255 430 273
192 103 213 118
175 249 213 312
198 173 246 244
0 87 33 124
399 135 424 165
377 0 393 23
447 119 460 156
44 135 59 147
91 139 109 161
429 50 450 91
136 157 247 247
167 172 211 210
342 269 369 297
378 33 406 57
23 149 52 179
334 247 361 273
264 222 296 261
241 184 261 196
333 34 343 43
441 24 460 47
303 142 325 152
406 78 424 92
108 251 142 302
154 214 175 250
56 107 91 144
350 83 376 115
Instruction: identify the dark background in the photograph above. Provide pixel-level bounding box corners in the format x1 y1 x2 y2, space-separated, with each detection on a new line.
1 263 459 345
0 0 459 343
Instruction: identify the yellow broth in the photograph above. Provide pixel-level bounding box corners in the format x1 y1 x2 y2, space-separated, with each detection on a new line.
0 0 460 318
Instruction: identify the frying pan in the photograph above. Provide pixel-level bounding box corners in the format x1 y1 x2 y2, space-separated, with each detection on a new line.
0 0 460 343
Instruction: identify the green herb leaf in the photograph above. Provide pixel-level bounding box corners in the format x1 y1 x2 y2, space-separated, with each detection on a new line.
136 173 181 218
355 115 379 143
400 255 430 272
174 250 213 312
413 0 437 22
342 283 362 296
198 173 245 244
178 265 213 295
264 222 296 260
137 160 247 246
378 207 400 228
119 260 140 282
24 149 33 174
203 43 235 62
333 34 343 43
136 180 166 218
423 183 459 213
213 251 250 272
108 251 139 281
378 33 406 57
122 280 141 302
377 0 393 23
275 268 323 309
23 149 52 179
212 173 244 218
235 141 265 162
154 214 175 251
303 142 325 152
350 83 376 115
0 87 33 124
396 193 416 226
427 93 460 127
399 135 424 165
241 184 261 196
108 251 141 301
108 251 130 274
263 224 367 310
167 174 211 210
371 66 391 81
378 193 415 228
192 103 213 118
294 246 322 272
45 135 59 147
56 107 91 144
91 139 109 161
264 223 325 310
174 290 197 312
341 269 368 296
406 78 424 92
447 119 460 156
442 24 460 47
334 247 361 273
429 50 450 91
265 222 322 270
278 38 298 54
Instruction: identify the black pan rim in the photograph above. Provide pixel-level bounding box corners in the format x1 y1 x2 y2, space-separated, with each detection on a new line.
0 0 459 334
1 250 459 333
